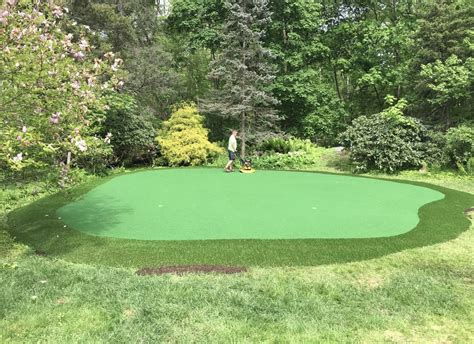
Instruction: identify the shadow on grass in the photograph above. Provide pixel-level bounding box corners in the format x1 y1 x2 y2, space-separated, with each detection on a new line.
5 169 474 268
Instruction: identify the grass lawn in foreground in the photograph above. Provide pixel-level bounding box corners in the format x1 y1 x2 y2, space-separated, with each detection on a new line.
6 168 473 267
0 168 473 342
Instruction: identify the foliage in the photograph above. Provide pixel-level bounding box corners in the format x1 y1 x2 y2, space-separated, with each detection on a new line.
445 125 474 169
411 0 474 125
157 105 222 166
0 2 122 180
421 130 448 167
101 93 156 166
419 55 473 125
165 0 225 55
259 137 317 154
252 150 322 170
69 0 185 117
341 98 426 173
199 0 280 157
273 70 348 146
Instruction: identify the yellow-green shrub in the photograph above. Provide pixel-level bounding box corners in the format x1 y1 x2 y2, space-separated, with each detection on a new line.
157 105 223 166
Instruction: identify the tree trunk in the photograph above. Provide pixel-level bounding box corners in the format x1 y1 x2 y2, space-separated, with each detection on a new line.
333 65 342 100
445 104 450 128
283 22 288 74
240 113 246 158
373 85 383 110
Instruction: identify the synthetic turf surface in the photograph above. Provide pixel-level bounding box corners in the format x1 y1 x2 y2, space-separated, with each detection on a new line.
6 169 473 267
57 169 443 240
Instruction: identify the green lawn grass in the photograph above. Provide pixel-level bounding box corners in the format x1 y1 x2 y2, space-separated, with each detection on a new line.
1 160 473 342
5 168 472 267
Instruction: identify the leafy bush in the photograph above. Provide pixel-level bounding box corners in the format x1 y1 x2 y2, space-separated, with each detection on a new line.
445 125 474 169
297 104 348 147
73 136 114 174
253 151 323 170
259 137 317 154
340 98 426 173
102 93 156 166
157 105 222 166
421 130 448 167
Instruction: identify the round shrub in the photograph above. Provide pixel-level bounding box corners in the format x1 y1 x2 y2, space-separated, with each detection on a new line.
340 114 426 173
157 105 222 166
445 125 474 169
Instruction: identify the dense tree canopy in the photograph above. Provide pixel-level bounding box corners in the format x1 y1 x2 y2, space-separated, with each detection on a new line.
1 0 472 178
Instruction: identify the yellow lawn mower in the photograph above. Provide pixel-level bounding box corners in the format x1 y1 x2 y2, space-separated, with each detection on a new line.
237 153 256 174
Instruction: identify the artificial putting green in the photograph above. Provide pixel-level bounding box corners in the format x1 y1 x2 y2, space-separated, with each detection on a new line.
57 168 443 240
6 168 473 267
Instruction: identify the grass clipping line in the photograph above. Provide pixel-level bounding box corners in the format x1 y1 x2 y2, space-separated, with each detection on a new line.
136 265 248 276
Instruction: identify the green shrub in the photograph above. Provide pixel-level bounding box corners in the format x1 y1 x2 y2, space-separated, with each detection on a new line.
157 105 223 166
259 137 317 154
467 157 474 174
253 151 322 170
102 93 156 166
445 125 474 169
259 137 291 154
298 105 348 147
73 136 114 174
340 98 425 173
421 130 449 167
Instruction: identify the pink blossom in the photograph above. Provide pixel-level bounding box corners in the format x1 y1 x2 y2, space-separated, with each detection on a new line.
16 135 22 141
75 139 87 152
7 0 17 7
52 6 63 18
79 39 89 50
39 34 47 42
87 77 95 87
10 27 22 40
22 126 27 133
12 152 22 162
74 128 80 135
104 132 112 144
71 80 81 90
50 112 60 124
0 10 9 25
104 52 115 60
72 51 85 60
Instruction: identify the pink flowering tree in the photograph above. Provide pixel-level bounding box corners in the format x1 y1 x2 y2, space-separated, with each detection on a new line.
0 1 124 181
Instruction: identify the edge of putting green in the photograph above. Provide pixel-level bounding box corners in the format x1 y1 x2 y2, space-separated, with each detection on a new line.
5 168 474 268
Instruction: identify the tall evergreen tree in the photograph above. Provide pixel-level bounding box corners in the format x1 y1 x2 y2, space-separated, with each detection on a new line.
199 0 279 157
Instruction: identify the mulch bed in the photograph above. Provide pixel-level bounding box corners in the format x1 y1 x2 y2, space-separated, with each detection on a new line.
136 265 247 276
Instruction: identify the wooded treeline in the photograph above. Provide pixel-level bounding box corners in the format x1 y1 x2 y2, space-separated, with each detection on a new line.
1 0 472 179
66 0 473 144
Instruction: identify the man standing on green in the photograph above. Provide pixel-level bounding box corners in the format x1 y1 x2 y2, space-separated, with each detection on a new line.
224 129 238 172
